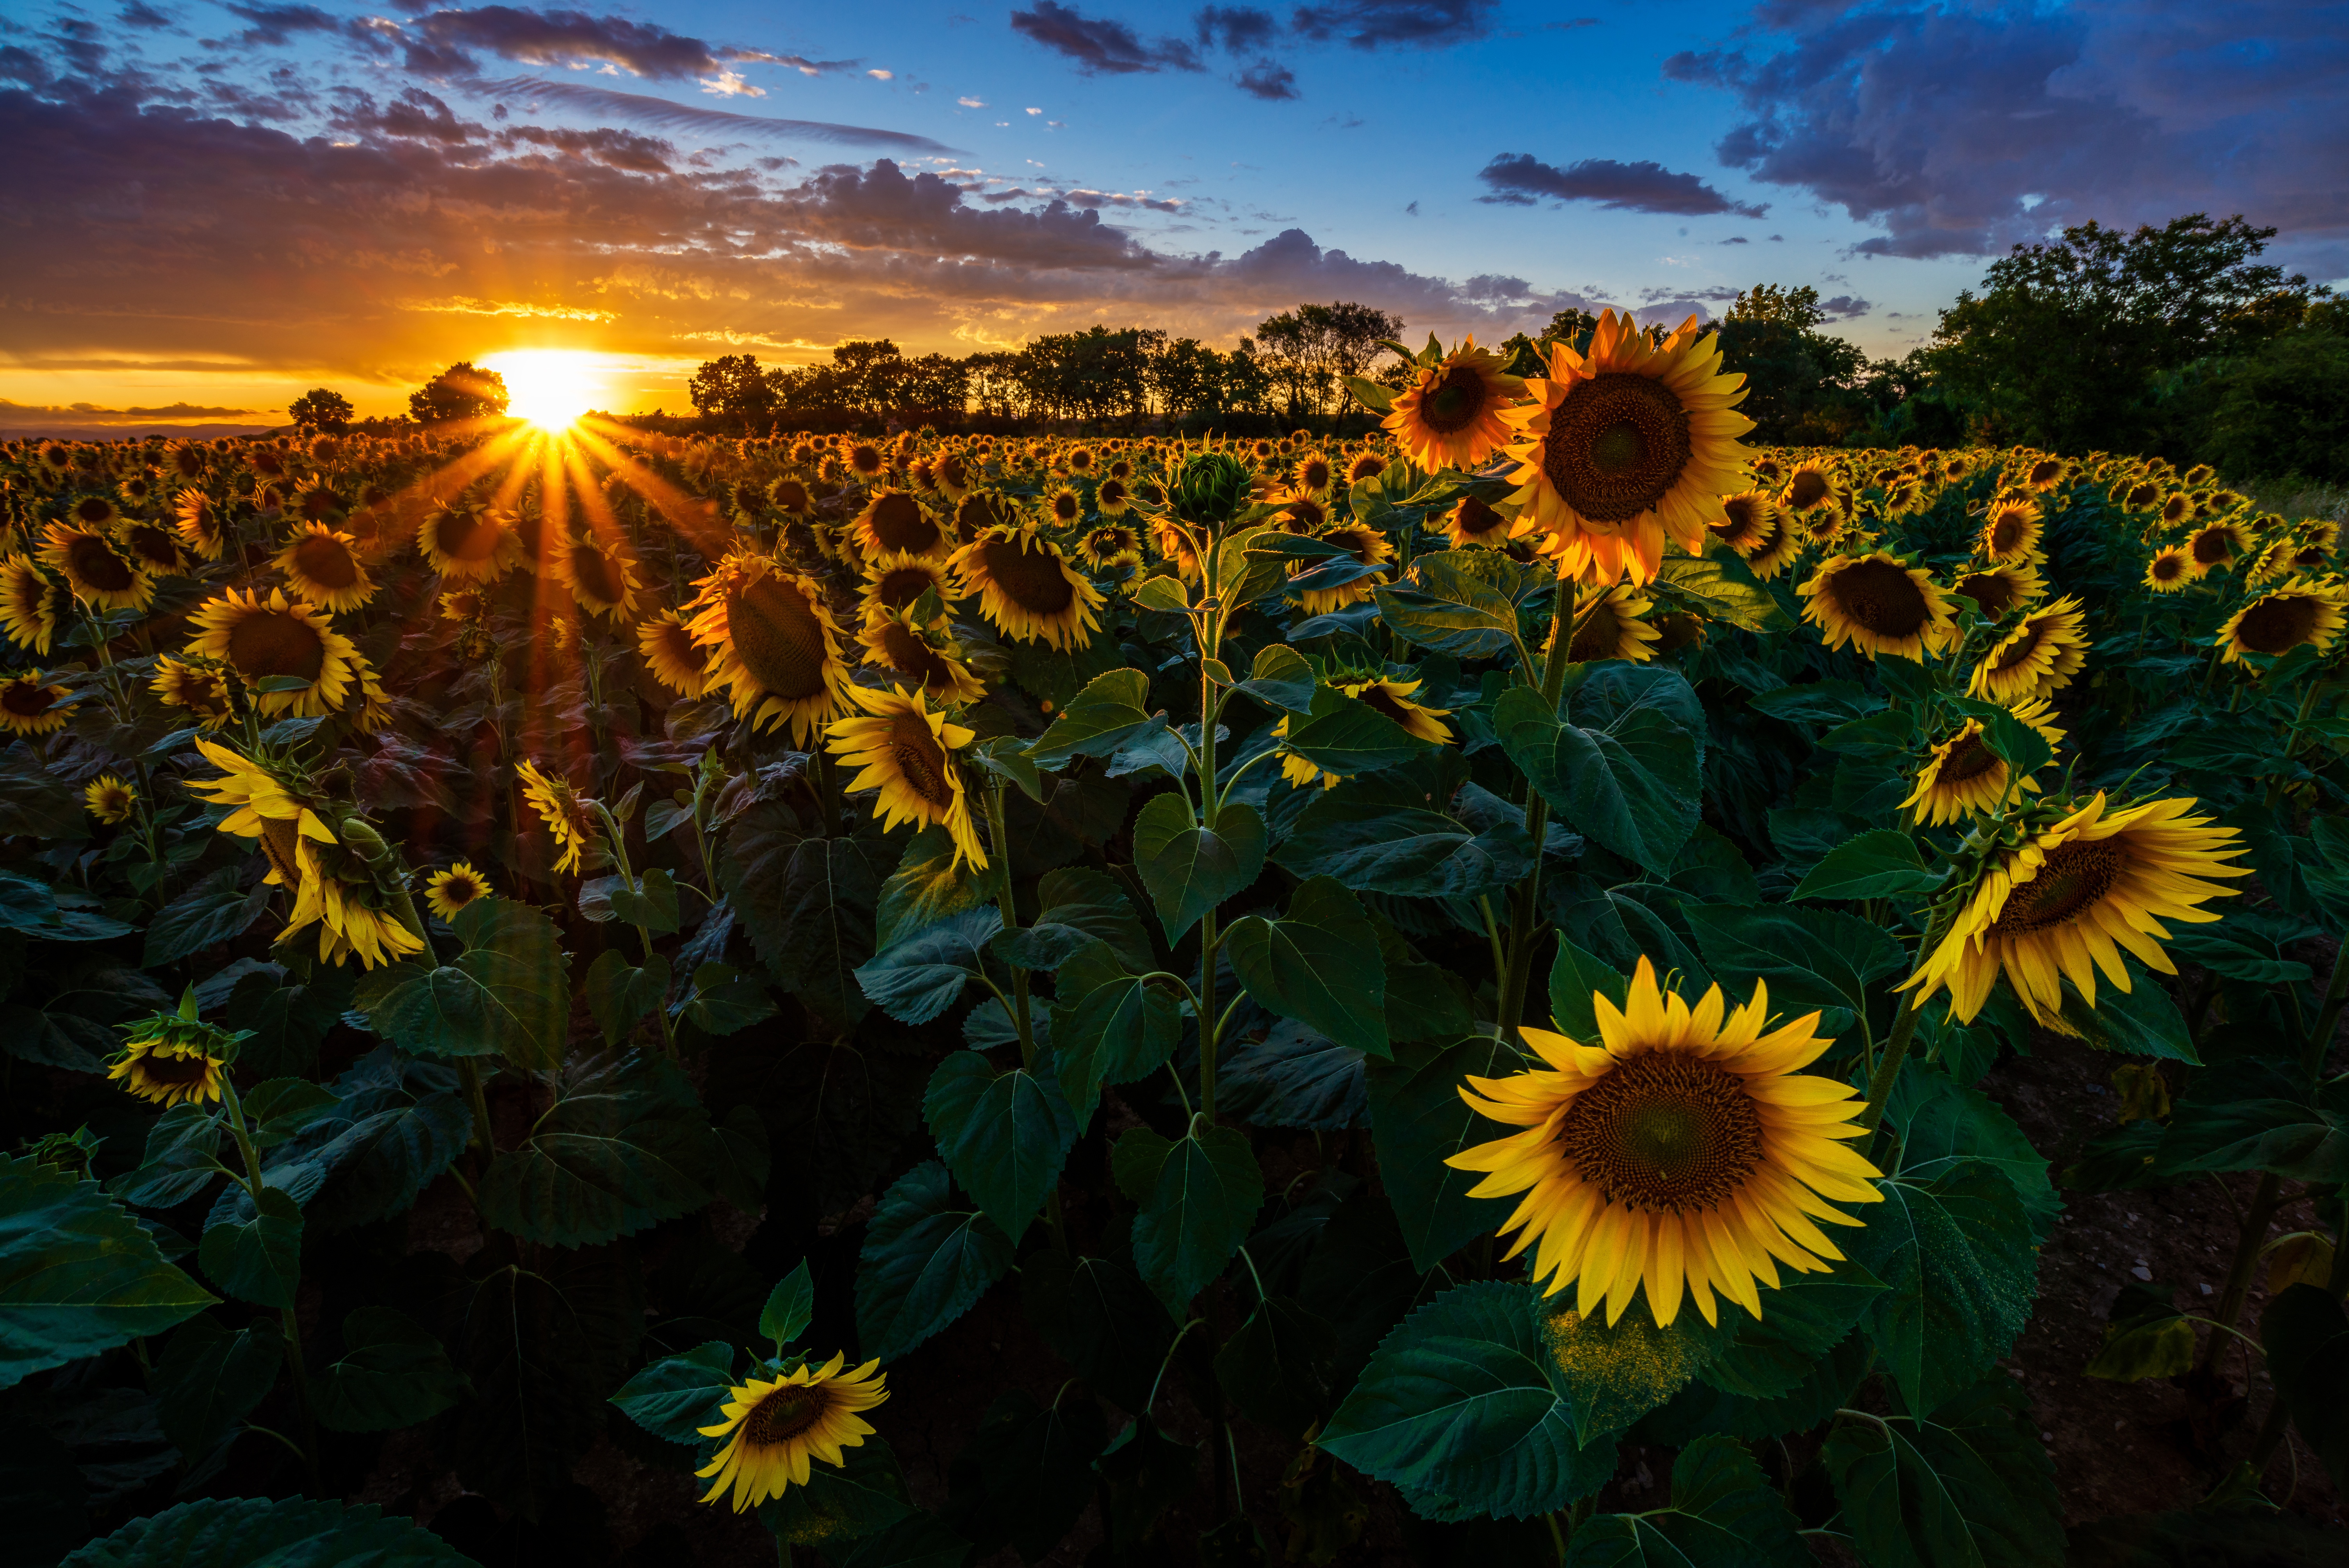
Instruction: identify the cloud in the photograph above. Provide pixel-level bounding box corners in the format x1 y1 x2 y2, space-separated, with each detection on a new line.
1235 58 1297 100
406 6 724 80
1289 0 1496 50
0 399 263 420
223 4 340 46
478 78 953 153
333 87 483 144
1817 293 1870 319
726 50 861 77
1477 153 1768 217
1195 6 1278 51
957 96 984 107
497 121 675 171
119 4 173 27
1010 2 1202 75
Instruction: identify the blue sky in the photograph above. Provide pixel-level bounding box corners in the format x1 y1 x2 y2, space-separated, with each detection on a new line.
2 0 2343 423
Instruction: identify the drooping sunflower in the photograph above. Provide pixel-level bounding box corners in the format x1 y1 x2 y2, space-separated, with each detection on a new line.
1278 676 1452 789
1293 524 1394 617
688 554 852 743
0 670 74 735
855 608 987 705
424 861 494 921
517 758 596 876
2216 580 2348 666
549 533 640 620
1975 496 2044 564
272 523 375 613
1900 697 2065 826
1948 561 2042 622
185 588 362 717
1905 793 2248 1026
694 1353 890 1515
1446 956 1881 1327
186 735 334 889
852 490 950 561
151 655 237 728
1383 339 1522 471
1149 515 1202 581
0 557 66 655
825 684 987 869
417 500 526 584
84 773 137 825
1968 596 2088 704
2142 545 2193 593
1500 312 1754 585
107 1014 232 1110
636 609 709 698
1797 552 1958 662
859 553 954 621
39 522 153 613
1567 584 1660 664
1443 495 1515 550
1076 522 1144 572
950 526 1104 651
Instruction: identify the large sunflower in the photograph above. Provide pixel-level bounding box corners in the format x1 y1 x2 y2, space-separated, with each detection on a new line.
825 684 987 869
951 526 1104 651
852 490 950 561
1278 676 1451 789
1567 583 1660 664
116 519 185 578
1900 697 2065 826
1974 496 2044 565
1500 312 1754 585
185 588 362 717
2185 520 2249 574
417 500 525 584
1949 561 2042 622
695 1353 890 1514
39 522 153 613
273 523 374 613
1797 552 1957 662
0 558 66 655
688 554 852 743
1447 957 1881 1327
0 671 74 735
1293 524 1393 617
855 609 987 704
1905 794 2247 1026
1382 339 1522 471
2217 580 2347 666
1968 596 2088 704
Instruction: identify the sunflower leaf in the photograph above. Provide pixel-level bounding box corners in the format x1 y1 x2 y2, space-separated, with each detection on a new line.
1821 1378 2065 1568
761 1259 815 1351
1497 685 1700 878
1847 1161 2038 1418
1050 947 1183 1124
316 1306 470 1432
1130 1121 1264 1317
855 907 1002 1026
1792 829 1944 902
1027 668 1164 770
1235 644 1318 714
1565 1433 1812 1568
1366 1033 1524 1273
855 1161 1015 1363
151 1312 282 1456
605 866 680 934
1281 684 1440 775
721 802 891 1029
60 1497 474 1568
1224 875 1389 1058
583 950 670 1048
609 1340 737 1445
479 1050 718 1248
1021 1250 1178 1413
1215 1294 1339 1438
923 1050 1079 1244
197 1183 303 1307
1274 788 1535 901
352 897 571 1071
1375 551 1529 661
764 1433 916 1548
1130 793 1266 944
1684 902 1905 1024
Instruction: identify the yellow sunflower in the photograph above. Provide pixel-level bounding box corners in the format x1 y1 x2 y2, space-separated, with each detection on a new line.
856 608 987 705
1293 524 1394 617
1094 477 1134 518
517 758 596 876
39 522 153 613
1798 552 1958 662
688 555 852 743
1500 312 1754 585
636 609 709 697
1383 339 1522 472
1265 487 1333 535
1278 676 1451 789
2142 546 2192 593
115 519 184 578
1708 492 1779 560
1900 697 2066 826
1948 561 2043 622
0 671 74 735
1446 956 1881 1327
1777 458 1845 520
695 1353 890 1514
84 773 137 825
768 476 816 518
1975 496 2044 565
425 861 494 921
187 735 334 889
185 588 361 718
1149 515 1202 581
0 558 66 655
1077 522 1144 571
1042 486 1085 529
853 490 950 561
928 450 973 502
859 553 954 622
1443 495 1516 551
549 533 640 620
825 684 987 869
1567 584 1661 664
2216 580 2348 666
62 493 122 531
417 500 525 584
173 488 231 560
107 1018 230 1110
2185 520 2249 574
1968 596 2089 704
1905 794 2248 1026
272 523 375 613
951 526 1104 651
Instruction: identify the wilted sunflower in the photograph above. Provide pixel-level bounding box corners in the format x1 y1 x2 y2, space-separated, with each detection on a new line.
107 1013 234 1109
1567 583 1660 664
0 558 66 654
1077 522 1144 571
39 522 153 613
855 609 987 705
2185 520 2249 573
0 670 74 735
2216 580 2347 666
853 489 949 561
417 500 525 584
151 656 237 728
272 523 374 613
951 526 1104 651
517 758 596 876
1949 561 2042 621
860 553 954 621
2142 546 2193 593
1292 524 1393 617
1446 957 1880 1327
1975 496 2044 564
1383 339 1522 472
186 587 361 717
826 684 987 869
1900 697 2065 826
425 861 494 921
1798 552 1957 662
1442 495 1515 550
1278 676 1451 789
694 1353 890 1514
549 533 640 620
1905 793 2247 1026
1969 596 2088 704
688 554 852 743
636 609 708 697
84 773 137 825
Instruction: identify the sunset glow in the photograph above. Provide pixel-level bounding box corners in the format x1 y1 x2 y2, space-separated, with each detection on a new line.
486 350 604 431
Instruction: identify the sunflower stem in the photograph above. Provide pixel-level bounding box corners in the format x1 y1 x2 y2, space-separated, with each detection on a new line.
221 1078 323 1494
1858 903 1955 1150
1496 579 1577 1042
2200 1171 2285 1377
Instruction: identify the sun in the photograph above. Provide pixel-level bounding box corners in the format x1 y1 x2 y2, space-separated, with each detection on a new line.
485 349 604 430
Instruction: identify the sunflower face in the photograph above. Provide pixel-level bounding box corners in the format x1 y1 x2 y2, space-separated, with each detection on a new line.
695 1354 889 1514
186 588 360 717
2144 546 2192 593
2218 582 2347 665
1901 699 2063 826
637 609 708 696
857 613 986 704
1977 498 2042 564
1046 487 1084 527
41 523 153 612
1950 563 2040 621
419 502 522 583
954 529 1103 651
68 494 121 530
107 1035 228 1109
692 558 848 741
1077 524 1142 571
1444 495 1513 549
1798 553 1956 662
0 673 73 734
151 656 236 727
276 524 374 612
1567 584 1659 665
85 773 137 825
1968 596 2087 703
425 861 494 921
1383 342 1521 472
829 684 986 867
559 537 638 618
0 559 64 656
1294 524 1393 617
1709 492 1775 557
517 759 595 876
856 490 946 559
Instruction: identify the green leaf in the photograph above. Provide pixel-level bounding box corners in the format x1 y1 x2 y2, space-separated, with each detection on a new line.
762 1259 815 1350
300 1057 473 1235
1643 1332 1875 1446
1131 793 1266 944
1565 1432 1811 1567
1548 940 1629 1042
1793 829 1943 902
61 1497 474 1568
1821 1380 2065 1568
765 1434 916 1548
583 949 670 1048
608 1340 735 1445
606 866 681 934
152 1313 282 1455
1343 374 1397 414
1685 902 1905 1024
1696 1255 1887 1399
1236 644 1318 714
924 1051 1079 1244
1319 1280 1616 1519
1539 1297 1734 1445
1128 1121 1265 1317
1367 1033 1525 1273
316 1306 471 1431
353 897 572 1070
1132 574 1191 615
2260 1283 2349 1492
855 908 1002 1026
1888 1060 2059 1239
479 1051 718 1247
2160 1058 2349 1182
223 961 356 1079
1021 1250 1177 1413
721 802 890 1028
1221 1020 1365 1130
2083 1281 2196 1383
2050 957 2201 1064
1028 668 1166 770
1497 684 1699 878
110 1103 226 1209
1374 551 1528 660
676 961 777 1037
1224 875 1389 1058
1281 684 1440 775
1026 866 1155 974
856 1161 1014 1363
1275 788 1534 901
141 869 271 967
1048 945 1182 1123
241 1078 339 1149
1847 1162 2038 1418
1215 1294 1338 1438
197 1185 302 1307
1651 549 1793 635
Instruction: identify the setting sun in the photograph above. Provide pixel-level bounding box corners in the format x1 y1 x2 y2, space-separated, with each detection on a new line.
485 349 604 429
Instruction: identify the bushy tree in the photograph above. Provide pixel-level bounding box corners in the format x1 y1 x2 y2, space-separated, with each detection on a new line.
687 355 778 419
1710 285 1878 446
287 387 353 431
408 361 509 424
1254 301 1406 418
2199 308 2349 484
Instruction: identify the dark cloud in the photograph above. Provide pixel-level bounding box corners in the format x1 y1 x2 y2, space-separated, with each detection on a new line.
403 6 722 80
1666 1 2349 260
1818 293 1870 319
1477 153 1768 218
1288 0 1495 49
223 4 339 46
119 4 173 27
1009 2 1203 75
1194 6 1278 51
1235 57 1297 100
499 122 674 171
478 78 954 153
0 47 55 88
334 87 482 144
779 159 1153 269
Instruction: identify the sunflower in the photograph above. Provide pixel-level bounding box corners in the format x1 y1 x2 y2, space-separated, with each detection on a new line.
1077 522 1144 571
170 489 230 561
0 558 65 654
84 773 137 825
1295 451 1335 494
1446 956 1881 1327
1093 477 1133 518
1290 524 1394 617
951 526 1104 651
64 493 122 531
549 533 640 620
2012 454 2069 493
417 500 525 584
1567 584 1661 664
952 492 1014 544
695 1353 890 1515
187 736 335 890
929 450 973 501
2216 580 2348 666
2186 520 2249 573
846 442 885 479
855 609 987 705
149 656 235 729
116 518 184 577
688 555 852 743
1042 486 1085 529
185 588 361 717
853 490 949 561
768 476 816 518
1442 495 1515 550
1708 492 1778 559
425 861 494 921
859 553 954 621
1968 596 2088 704
636 610 709 697
1905 793 2248 1027
1149 515 1202 581
292 476 348 524
1265 487 1332 534
1975 496 2043 564
1383 339 1522 472
0 671 74 735
1900 698 2065 826
1346 451 1386 484
1278 676 1451 789
1500 315 1753 585
1778 458 1845 519
39 522 153 613
517 758 596 876
271 523 374 613
825 684 987 869
1948 561 2042 622
1798 553 1957 662
106 1016 232 1110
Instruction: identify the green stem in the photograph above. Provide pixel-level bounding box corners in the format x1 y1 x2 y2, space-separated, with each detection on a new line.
220 1080 322 1493
593 801 675 1055
1857 902 1956 1153
2199 1172 2286 1376
2302 937 2349 1083
1496 582 1578 1041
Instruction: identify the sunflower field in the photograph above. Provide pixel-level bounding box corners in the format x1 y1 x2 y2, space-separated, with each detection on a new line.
3 312 2346 1567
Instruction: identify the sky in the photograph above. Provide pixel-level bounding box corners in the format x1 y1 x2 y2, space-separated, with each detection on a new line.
2 0 2344 429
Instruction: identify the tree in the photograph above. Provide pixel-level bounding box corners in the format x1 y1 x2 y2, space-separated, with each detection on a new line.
2198 310 2349 484
1255 301 1406 418
688 355 778 419
1709 284 1875 445
828 340 905 414
408 362 510 424
287 388 353 431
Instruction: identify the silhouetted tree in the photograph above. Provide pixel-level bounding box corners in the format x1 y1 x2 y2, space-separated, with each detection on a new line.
408 362 509 424
688 355 778 418
287 387 353 431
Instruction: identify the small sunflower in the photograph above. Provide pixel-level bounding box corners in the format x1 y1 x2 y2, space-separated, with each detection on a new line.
688 555 853 743
425 861 495 921
852 490 950 561
1968 596 2089 704
859 553 954 621
951 526 1104 651
1708 492 1779 560
1076 522 1144 572
0 670 74 735
1975 496 2044 565
1905 793 2247 1027
1094 477 1133 518
1900 697 2065 826
855 608 987 705
1345 451 1386 485
636 609 709 697
273 523 374 613
1949 561 2042 621
1798 552 1958 662
151 656 237 729
1149 515 1202 581
185 588 362 718
846 442 885 479
63 493 122 531
115 519 185 577
695 1353 890 1514
1292 524 1394 617
2216 580 2347 666
0 558 66 655
107 1014 234 1109
2142 545 2193 593
929 450 973 501
1778 458 1845 519
1043 486 1085 529
39 522 153 613
1383 339 1522 472
825 684 987 869
1567 584 1661 664
171 488 231 560
417 500 525 584
517 758 596 876
1265 487 1332 535
1446 956 1881 1327
84 773 137 825
2185 520 2249 573
1443 495 1515 550
1278 676 1451 789
549 533 640 620
768 476 816 518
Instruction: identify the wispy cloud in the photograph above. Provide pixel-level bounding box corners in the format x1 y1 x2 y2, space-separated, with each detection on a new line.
476 77 955 153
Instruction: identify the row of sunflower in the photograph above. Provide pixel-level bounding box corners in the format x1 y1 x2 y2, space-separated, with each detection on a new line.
1 311 2344 1566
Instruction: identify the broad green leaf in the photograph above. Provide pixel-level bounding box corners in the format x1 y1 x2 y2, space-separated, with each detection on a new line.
874 822 1001 955
924 1050 1079 1244
1367 1032 1526 1273
608 1339 736 1444
1792 829 1943 902
2260 1283 2349 1492
2083 1281 2196 1383
1547 940 1629 1042
1128 1121 1265 1316
316 1306 471 1432
1215 1294 1338 1437
605 866 681 934
1236 644 1318 714
1048 943 1182 1123
242 1078 339 1149
1565 1433 1811 1567
61 1497 474 1568
1695 1255 1887 1399
1538 1297 1735 1445
353 897 571 1070
1643 1333 1875 1447
479 1051 718 1247
1847 1162 2038 1418
1497 685 1699 877
583 949 670 1047
1343 374 1397 413
1281 684 1440 775
141 868 270 967
1224 875 1388 1058
762 1259 815 1349
856 1161 1014 1363
1220 1020 1365 1131
1888 1060 2059 1238
198 1185 302 1307
1685 902 1905 1024
110 1103 226 1209
1021 1250 1177 1413
676 961 777 1037
1821 1380 2064 1568
301 1067 474 1235
765 1433 916 1549
945 1389 1106 1561
855 908 1002 1026
1651 549 1793 635
223 960 356 1079
1274 790 1534 900
1028 668 1166 770
721 802 891 1028
1131 793 1266 944
1027 865 1155 973
2050 956 2201 1064
1374 551 1526 660
2160 1057 2349 1182
1132 574 1191 614
152 1313 282 1456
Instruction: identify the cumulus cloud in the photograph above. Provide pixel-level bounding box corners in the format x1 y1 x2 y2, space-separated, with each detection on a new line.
1477 153 1768 218
1009 2 1202 75
1194 6 1279 51
477 78 953 153
1818 293 1871 319
333 87 483 145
